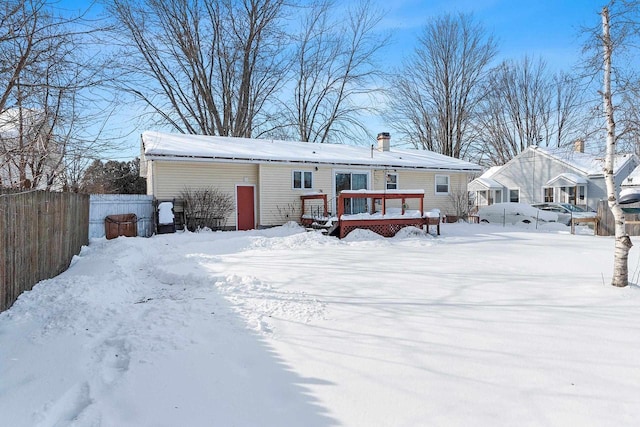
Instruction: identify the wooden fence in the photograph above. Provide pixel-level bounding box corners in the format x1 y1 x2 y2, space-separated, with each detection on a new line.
0 191 89 312
596 200 640 236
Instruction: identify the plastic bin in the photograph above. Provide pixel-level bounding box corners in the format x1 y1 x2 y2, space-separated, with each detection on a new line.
105 214 138 240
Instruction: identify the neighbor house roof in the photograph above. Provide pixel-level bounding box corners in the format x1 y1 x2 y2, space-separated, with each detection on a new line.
622 164 640 187
468 177 503 191
546 172 589 187
141 131 481 172
533 146 635 177
479 166 502 179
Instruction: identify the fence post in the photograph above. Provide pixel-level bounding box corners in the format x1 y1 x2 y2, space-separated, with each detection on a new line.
597 200 614 236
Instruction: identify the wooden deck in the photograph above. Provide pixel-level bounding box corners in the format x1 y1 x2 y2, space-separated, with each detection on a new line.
300 191 441 238
336 190 440 238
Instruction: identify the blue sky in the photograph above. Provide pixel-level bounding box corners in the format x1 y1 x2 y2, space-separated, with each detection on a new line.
374 0 605 71
65 0 607 159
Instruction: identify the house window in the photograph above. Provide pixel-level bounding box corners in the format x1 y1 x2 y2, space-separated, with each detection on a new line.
478 190 489 205
435 175 450 194
509 189 520 203
494 189 502 204
544 187 553 202
386 173 398 190
578 185 586 203
293 170 313 189
561 186 577 204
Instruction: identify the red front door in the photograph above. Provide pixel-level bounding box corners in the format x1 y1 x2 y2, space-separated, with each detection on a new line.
236 186 255 230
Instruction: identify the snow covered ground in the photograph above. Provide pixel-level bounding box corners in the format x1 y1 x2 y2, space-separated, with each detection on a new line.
2 222 640 426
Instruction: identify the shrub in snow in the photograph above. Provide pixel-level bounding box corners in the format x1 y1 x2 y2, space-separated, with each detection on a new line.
180 187 233 231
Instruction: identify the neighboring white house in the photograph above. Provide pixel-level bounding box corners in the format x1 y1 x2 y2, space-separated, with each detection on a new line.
140 131 482 230
0 108 63 190
469 141 639 211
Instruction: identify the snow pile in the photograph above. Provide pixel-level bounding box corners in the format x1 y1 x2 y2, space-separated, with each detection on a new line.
1 222 640 426
157 202 174 224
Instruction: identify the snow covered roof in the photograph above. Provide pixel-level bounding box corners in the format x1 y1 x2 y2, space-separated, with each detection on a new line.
468 177 503 191
534 146 635 177
480 166 502 179
546 173 589 187
622 164 640 187
141 131 481 172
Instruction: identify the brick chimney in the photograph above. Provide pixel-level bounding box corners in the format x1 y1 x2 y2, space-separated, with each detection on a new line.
574 139 585 153
377 132 390 151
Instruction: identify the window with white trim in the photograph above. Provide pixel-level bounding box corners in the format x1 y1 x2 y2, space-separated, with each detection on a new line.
544 187 553 202
509 189 520 203
386 173 398 190
293 170 313 189
435 175 450 194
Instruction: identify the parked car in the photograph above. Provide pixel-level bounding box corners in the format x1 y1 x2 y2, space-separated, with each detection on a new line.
478 202 559 225
531 203 597 226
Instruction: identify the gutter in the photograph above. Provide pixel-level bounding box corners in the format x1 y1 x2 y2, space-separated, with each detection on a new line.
143 153 482 173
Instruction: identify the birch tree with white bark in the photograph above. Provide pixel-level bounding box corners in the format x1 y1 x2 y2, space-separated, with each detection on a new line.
596 1 640 287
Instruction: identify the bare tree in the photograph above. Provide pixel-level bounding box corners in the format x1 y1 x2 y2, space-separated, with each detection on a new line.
385 13 497 158
106 0 289 138
0 0 114 190
473 57 586 165
285 0 389 144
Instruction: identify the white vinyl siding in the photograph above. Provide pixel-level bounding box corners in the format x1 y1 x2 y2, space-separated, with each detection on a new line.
259 164 333 226
149 160 473 226
150 161 258 228
371 170 468 212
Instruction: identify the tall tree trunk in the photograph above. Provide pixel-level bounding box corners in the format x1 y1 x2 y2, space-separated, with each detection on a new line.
602 6 631 287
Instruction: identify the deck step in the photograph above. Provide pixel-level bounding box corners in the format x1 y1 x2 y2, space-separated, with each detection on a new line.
326 222 340 237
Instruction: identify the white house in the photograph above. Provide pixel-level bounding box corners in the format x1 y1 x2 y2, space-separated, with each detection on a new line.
140 131 481 230
0 108 63 190
469 141 639 211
